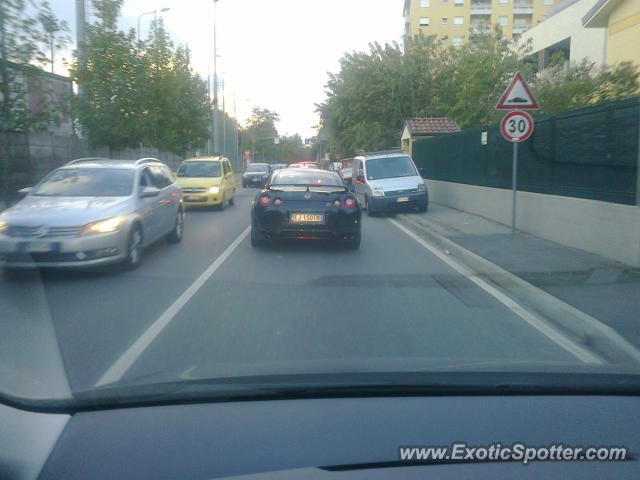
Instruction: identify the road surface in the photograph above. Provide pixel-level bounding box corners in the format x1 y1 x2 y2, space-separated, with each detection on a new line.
1 187 591 394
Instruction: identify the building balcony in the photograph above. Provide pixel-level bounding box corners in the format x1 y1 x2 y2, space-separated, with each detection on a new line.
470 23 491 34
513 3 534 14
512 24 532 33
470 3 492 14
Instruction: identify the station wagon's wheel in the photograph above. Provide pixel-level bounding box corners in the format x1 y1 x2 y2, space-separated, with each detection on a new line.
122 225 143 271
166 209 184 243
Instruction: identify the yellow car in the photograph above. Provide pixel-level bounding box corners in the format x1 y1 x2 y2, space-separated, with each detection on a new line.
176 156 236 208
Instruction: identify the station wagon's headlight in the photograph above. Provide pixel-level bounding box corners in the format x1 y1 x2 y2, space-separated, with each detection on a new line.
417 183 426 192
84 216 124 234
372 188 385 197
209 186 220 194
0 220 7 233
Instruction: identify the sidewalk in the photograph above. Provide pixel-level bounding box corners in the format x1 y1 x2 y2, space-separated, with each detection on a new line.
398 203 640 352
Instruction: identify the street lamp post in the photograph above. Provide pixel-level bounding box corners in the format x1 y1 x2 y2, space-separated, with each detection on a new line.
137 8 170 45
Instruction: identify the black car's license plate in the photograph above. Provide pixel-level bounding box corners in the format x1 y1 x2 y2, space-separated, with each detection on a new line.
290 213 324 224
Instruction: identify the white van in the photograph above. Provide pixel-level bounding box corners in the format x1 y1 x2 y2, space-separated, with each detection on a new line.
352 150 428 216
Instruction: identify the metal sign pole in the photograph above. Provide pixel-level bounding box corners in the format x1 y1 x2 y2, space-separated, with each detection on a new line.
512 141 518 233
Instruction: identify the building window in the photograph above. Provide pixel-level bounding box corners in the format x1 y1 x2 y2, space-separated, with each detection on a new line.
419 17 430 26
453 16 464 25
544 0 553 4
442 0 449 3
452 36 464 46
442 17 449 23
514 16 527 24
454 0 464 5
498 15 508 25
420 0 430 6
499 0 509 4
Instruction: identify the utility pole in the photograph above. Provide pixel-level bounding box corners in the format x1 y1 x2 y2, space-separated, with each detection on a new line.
212 0 219 155
222 77 226 157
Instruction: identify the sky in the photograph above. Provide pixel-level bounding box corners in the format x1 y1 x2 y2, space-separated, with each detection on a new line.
48 0 404 139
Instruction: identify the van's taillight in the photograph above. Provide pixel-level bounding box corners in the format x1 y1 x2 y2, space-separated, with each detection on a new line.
344 196 356 208
273 197 283 207
258 194 271 206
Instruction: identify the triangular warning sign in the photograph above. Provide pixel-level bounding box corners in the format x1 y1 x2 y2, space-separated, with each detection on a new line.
495 72 539 110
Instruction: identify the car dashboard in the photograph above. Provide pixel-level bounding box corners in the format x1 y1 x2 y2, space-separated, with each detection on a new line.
1 394 638 479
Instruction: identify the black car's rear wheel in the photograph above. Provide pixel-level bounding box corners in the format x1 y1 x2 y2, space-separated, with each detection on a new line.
344 229 361 249
250 227 265 247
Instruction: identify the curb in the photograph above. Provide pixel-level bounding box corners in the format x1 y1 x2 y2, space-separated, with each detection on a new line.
397 213 640 365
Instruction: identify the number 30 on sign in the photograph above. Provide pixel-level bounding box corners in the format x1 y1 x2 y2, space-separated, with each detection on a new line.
500 110 534 142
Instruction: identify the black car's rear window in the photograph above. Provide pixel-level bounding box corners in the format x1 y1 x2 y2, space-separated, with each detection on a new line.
271 170 343 186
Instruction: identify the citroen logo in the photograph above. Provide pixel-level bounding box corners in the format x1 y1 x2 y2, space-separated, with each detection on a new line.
304 193 311 199
34 225 49 238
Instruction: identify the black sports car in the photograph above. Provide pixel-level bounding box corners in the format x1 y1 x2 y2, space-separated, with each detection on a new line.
251 168 361 248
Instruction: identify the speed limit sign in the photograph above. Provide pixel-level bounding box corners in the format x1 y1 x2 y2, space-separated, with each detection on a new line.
500 111 534 142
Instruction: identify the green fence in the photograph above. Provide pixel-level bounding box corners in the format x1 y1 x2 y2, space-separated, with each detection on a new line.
412 97 639 205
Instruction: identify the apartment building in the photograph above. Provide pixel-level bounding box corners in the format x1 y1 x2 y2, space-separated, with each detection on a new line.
403 0 557 46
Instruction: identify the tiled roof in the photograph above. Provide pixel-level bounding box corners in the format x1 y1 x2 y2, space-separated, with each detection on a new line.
406 118 461 136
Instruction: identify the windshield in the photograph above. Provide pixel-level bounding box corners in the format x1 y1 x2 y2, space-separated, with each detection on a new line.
246 165 269 173
1 0 639 411
32 168 135 197
178 161 221 178
365 156 418 180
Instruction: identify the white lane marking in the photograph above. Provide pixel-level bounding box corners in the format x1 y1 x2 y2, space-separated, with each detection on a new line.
389 218 603 364
95 225 251 387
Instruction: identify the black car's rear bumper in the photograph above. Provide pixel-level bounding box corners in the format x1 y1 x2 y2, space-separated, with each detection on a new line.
252 209 361 241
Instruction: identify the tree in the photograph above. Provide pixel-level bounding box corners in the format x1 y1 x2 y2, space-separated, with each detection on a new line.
70 0 143 154
240 106 280 162
0 0 68 202
71 5 213 157
37 1 70 74
533 54 639 115
139 23 211 156
317 28 639 156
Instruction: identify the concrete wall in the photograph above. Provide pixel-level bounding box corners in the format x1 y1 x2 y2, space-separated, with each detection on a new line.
426 179 640 266
518 0 608 65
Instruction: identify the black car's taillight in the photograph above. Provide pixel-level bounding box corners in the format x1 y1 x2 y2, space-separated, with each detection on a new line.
258 193 271 206
273 197 283 207
344 196 356 208
332 199 342 208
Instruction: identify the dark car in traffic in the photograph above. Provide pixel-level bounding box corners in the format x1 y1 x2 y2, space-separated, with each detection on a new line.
242 163 271 188
251 168 361 248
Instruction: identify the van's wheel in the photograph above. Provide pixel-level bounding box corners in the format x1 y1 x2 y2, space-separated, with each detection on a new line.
122 225 143 271
166 209 184 243
365 196 376 217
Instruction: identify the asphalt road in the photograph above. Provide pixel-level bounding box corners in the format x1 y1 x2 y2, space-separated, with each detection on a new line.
1 187 590 395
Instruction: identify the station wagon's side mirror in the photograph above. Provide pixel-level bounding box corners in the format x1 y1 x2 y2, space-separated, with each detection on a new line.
140 186 161 198
419 167 426 177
